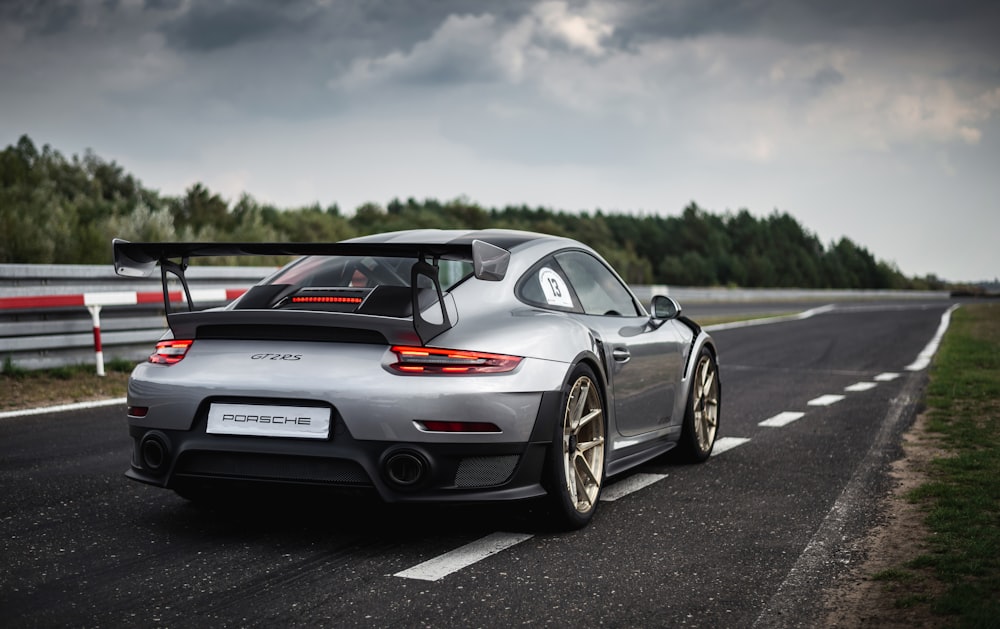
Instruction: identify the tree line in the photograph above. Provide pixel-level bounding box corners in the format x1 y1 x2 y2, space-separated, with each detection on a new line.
0 135 946 289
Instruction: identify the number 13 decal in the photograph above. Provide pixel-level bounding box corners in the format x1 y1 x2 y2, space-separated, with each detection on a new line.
539 267 573 308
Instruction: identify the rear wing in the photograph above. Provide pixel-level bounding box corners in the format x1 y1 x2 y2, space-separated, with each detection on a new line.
112 238 510 345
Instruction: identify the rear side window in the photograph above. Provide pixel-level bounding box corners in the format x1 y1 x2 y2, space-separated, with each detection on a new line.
554 251 640 317
517 250 640 317
517 258 581 313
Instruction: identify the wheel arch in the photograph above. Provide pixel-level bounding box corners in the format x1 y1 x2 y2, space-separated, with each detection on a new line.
684 331 718 381
567 350 609 391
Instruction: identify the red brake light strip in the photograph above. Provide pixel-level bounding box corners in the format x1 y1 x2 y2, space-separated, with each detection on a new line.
389 346 522 375
290 296 363 304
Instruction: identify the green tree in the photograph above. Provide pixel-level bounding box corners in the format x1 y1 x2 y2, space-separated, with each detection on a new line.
171 183 229 234
0 135 938 290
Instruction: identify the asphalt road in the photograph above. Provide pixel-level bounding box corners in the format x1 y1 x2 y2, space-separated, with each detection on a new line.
0 300 954 628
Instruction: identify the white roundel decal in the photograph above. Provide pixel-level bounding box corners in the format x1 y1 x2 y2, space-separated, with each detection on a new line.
538 267 573 308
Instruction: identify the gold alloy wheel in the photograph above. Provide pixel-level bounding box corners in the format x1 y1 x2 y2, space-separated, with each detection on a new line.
562 375 605 513
692 354 720 451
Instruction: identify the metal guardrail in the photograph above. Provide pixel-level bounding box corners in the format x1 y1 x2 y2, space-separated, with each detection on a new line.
1 265 275 371
1 264 950 372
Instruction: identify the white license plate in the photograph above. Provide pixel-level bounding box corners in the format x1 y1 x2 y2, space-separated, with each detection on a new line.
206 403 331 439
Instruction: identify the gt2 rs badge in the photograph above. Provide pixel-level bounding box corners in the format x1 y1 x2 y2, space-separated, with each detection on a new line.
250 353 302 360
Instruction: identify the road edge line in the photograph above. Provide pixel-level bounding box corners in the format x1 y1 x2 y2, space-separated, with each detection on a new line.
905 304 960 371
0 397 126 420
704 304 836 332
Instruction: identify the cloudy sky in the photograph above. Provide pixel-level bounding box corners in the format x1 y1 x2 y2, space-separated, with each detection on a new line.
2 0 998 281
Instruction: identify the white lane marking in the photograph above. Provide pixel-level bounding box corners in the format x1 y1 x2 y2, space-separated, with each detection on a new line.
601 473 668 502
808 394 845 407
0 397 127 420
712 437 750 456
759 411 805 428
394 532 534 582
704 304 836 332
874 372 900 382
844 382 877 392
905 304 959 371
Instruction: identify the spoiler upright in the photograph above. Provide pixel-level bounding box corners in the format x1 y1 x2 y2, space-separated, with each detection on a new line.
111 238 511 344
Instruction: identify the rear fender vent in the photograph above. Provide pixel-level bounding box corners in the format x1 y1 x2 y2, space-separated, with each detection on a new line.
454 455 520 488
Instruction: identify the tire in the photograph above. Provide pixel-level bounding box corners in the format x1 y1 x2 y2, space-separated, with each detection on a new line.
675 347 720 463
546 364 607 530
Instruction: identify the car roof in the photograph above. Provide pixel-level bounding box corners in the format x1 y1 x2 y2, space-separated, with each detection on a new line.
344 229 571 252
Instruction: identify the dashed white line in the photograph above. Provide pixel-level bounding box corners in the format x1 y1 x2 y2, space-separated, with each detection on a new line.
844 382 877 392
712 437 751 455
874 372 900 382
601 473 668 502
759 411 805 428
394 532 534 581
807 394 845 407
396 431 754 581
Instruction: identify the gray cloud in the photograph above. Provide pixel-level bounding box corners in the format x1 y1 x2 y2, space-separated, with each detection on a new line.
808 65 844 93
613 0 1000 47
144 0 183 11
152 0 536 57
0 0 81 37
1 0 998 280
158 1 318 51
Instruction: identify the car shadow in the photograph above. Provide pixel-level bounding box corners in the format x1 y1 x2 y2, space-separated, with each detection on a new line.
138 485 552 544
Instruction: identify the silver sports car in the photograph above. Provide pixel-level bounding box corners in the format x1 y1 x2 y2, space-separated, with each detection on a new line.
114 229 720 529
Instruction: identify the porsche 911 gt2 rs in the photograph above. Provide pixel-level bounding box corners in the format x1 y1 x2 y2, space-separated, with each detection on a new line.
114 229 720 529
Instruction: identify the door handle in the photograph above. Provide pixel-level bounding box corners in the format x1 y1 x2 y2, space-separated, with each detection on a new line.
612 347 631 362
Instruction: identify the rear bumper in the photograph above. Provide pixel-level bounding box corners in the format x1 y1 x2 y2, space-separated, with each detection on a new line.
126 391 562 503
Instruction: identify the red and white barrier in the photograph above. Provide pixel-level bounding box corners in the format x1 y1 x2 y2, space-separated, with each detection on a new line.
0 288 247 375
0 288 246 311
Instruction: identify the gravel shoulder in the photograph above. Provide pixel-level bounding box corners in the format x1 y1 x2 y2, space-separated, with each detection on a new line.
822 410 946 627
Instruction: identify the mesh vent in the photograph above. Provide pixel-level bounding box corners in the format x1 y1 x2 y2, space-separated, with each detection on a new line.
175 451 371 486
454 455 520 488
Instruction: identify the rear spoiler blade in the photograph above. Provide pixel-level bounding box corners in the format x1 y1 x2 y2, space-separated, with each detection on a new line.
112 239 509 280
111 238 510 345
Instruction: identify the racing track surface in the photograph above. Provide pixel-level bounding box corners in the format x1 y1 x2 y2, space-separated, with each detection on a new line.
0 300 955 628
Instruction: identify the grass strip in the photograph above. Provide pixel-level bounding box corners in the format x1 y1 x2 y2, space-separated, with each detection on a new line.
1 357 133 411
880 303 1000 627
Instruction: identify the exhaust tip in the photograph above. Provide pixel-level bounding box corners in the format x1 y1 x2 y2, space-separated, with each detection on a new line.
383 450 428 487
139 433 169 471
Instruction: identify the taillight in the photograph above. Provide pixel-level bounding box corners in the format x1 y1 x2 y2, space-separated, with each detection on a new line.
389 346 522 375
149 339 194 365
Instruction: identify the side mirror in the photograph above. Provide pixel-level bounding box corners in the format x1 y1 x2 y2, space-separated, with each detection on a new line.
651 295 681 320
